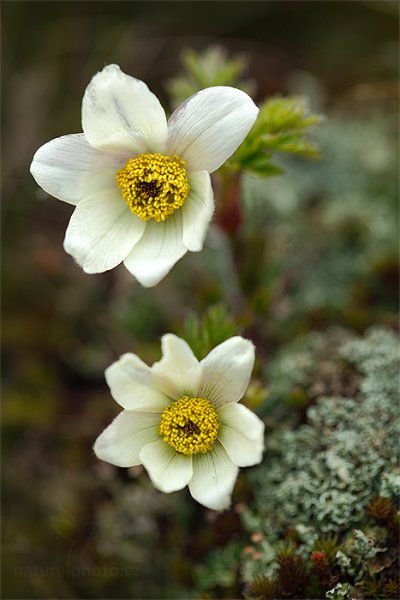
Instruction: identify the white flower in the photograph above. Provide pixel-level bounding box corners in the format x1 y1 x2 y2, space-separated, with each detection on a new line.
94 334 264 510
30 64 258 286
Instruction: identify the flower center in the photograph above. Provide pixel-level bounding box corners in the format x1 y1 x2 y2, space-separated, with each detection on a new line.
159 396 220 455
116 153 190 222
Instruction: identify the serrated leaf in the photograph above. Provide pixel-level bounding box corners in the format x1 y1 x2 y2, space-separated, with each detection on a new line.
260 96 324 133
246 159 284 178
259 133 321 158
228 95 323 177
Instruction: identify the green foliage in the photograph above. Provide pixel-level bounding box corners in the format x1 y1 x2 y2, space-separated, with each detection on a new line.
179 304 239 360
167 47 322 180
313 535 341 565
247 542 312 599
166 46 255 109
240 113 398 329
229 96 323 177
194 543 243 591
366 497 398 528
276 542 310 598
248 574 279 600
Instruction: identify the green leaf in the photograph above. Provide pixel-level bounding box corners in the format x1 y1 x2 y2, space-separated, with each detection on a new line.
166 46 255 109
229 95 323 178
246 159 284 178
259 132 321 158
179 304 239 360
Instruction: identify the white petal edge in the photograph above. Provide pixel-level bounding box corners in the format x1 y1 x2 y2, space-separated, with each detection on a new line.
139 440 193 493
218 403 265 467
198 337 255 409
105 353 170 412
167 86 258 173
82 64 168 155
64 190 145 273
182 171 214 252
94 410 160 467
189 441 239 510
123 209 186 287
151 334 201 400
30 134 126 205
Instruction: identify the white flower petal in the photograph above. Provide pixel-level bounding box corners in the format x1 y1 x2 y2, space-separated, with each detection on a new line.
82 64 168 155
167 86 258 173
189 441 238 510
105 353 170 412
182 171 214 252
151 334 201 399
218 403 265 467
94 410 160 467
139 440 193 493
123 210 186 287
64 190 145 273
199 337 255 408
30 134 125 205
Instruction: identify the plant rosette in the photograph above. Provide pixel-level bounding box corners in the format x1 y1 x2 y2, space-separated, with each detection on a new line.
30 64 258 286
94 334 265 510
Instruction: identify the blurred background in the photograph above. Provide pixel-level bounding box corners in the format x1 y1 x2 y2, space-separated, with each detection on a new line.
2 2 399 599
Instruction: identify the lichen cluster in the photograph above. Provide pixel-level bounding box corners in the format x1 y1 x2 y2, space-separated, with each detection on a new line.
239 327 399 598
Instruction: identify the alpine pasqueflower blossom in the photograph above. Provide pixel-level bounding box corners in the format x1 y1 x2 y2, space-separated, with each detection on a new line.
94 334 264 510
30 64 259 286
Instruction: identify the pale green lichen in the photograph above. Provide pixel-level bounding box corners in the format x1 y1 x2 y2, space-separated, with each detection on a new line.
325 582 351 600
242 327 399 585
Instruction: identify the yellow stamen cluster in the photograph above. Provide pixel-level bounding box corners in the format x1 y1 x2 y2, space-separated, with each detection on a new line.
116 153 190 222
159 396 220 456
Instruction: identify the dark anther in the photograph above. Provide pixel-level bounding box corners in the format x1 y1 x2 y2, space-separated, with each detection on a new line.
181 420 200 436
136 181 162 199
